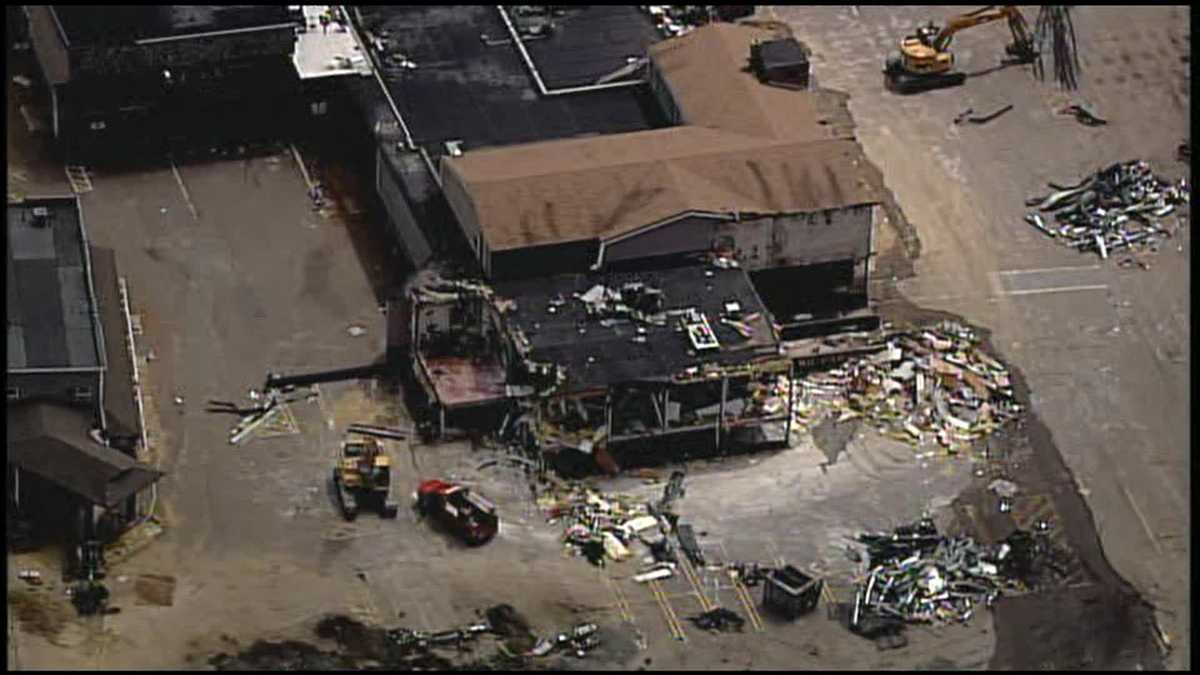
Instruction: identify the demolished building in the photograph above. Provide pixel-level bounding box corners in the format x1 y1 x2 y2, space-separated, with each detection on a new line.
391 20 885 469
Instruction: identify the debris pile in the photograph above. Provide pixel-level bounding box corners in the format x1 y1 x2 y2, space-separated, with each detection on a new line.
643 6 713 38
1023 160 1189 259
68 581 114 616
789 321 1021 453
850 518 1025 632
539 482 667 568
689 607 746 633
209 387 314 445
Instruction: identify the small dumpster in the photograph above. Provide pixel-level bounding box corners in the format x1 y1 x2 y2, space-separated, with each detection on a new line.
762 565 822 620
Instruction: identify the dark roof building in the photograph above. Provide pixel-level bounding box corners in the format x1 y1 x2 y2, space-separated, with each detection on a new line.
356 5 667 157
8 402 160 508
7 197 104 373
47 5 295 47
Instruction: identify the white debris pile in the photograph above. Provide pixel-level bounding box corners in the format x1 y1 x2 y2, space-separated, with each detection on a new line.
787 321 1022 452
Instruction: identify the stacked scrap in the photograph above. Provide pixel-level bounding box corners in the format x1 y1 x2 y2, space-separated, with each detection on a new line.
789 321 1021 452
851 518 1025 630
643 6 713 38
539 483 669 568
1024 160 1190 259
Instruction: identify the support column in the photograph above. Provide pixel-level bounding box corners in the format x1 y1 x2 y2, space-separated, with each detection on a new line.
605 392 614 443
662 389 670 431
716 376 728 451
785 362 796 445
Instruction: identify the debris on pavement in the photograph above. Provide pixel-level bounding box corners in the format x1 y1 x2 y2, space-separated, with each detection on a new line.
1057 102 1107 125
789 320 1022 453
539 482 666 568
17 569 43 586
988 478 1020 499
849 517 1026 633
728 561 771 587
69 580 113 616
689 607 746 633
1023 160 1190 259
967 103 1014 125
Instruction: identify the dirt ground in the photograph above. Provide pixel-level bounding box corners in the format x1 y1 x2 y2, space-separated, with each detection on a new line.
7 6 1188 671
773 4 1188 670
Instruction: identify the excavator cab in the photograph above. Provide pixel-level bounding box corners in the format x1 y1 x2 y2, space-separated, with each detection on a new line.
885 6 1034 94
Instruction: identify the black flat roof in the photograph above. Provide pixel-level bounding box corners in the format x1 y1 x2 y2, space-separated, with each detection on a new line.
758 37 809 67
494 264 780 395
7 197 103 372
50 6 295 46
357 5 667 156
520 6 661 89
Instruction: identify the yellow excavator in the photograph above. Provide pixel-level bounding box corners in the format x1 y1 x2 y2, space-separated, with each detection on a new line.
884 5 1037 94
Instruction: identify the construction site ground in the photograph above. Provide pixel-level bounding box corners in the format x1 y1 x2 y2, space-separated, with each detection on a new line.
7 6 1188 671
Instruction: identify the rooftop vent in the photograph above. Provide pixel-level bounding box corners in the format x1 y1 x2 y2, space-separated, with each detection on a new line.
31 206 49 227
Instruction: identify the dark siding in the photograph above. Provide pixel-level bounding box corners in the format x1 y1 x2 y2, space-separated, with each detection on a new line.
7 371 101 411
491 240 599 281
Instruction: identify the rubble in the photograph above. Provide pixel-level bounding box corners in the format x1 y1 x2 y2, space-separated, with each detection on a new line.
643 6 713 38
1023 160 1189 259
539 482 665 567
788 320 1021 453
689 607 746 633
1057 101 1107 126
849 518 1026 632
69 580 114 616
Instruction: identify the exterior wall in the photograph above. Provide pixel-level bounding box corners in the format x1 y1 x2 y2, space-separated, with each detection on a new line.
377 147 434 268
25 6 70 86
753 203 873 269
7 371 101 413
604 213 734 264
647 60 683 126
602 205 873 272
440 163 482 261
69 30 296 80
491 239 599 281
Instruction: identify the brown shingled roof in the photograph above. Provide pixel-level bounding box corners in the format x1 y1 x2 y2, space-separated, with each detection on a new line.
443 22 879 252
647 22 829 142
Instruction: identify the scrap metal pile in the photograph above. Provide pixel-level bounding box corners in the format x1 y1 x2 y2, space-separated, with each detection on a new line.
850 518 1026 632
1023 160 1189 260
788 321 1021 453
209 387 313 445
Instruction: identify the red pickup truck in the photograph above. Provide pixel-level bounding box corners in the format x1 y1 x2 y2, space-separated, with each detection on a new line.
415 480 499 546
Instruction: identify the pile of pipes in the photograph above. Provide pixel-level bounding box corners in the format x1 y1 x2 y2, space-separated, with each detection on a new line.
1023 160 1190 259
1032 6 1081 90
850 518 1025 630
789 321 1021 453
